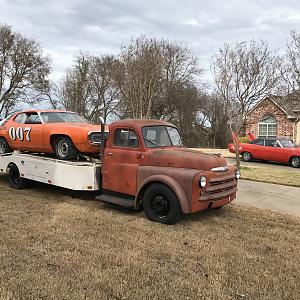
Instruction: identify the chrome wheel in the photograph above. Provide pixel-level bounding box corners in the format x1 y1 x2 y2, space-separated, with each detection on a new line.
57 139 69 158
0 140 6 154
291 156 300 168
242 152 252 162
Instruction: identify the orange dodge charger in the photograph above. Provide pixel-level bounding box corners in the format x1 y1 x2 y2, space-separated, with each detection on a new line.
0 110 107 160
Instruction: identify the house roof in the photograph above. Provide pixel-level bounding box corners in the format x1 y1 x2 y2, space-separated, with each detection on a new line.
246 91 300 119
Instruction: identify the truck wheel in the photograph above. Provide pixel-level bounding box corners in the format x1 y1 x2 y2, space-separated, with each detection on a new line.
8 164 28 189
242 152 252 162
291 156 300 168
143 183 182 225
0 137 12 154
55 136 77 160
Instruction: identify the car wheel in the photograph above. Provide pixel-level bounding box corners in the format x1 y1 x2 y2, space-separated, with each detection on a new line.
55 136 77 160
291 156 300 168
143 183 182 224
8 164 28 189
242 152 252 162
0 137 12 154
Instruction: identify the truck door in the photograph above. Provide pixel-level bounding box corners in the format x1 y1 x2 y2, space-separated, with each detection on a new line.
104 128 141 195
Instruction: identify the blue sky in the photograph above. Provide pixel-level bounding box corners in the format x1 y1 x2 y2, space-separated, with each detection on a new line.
1 0 300 84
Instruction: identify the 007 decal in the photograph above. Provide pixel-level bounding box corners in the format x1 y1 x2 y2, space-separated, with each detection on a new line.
9 127 32 142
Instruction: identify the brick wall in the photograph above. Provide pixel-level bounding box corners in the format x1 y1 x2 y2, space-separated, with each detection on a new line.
245 98 297 141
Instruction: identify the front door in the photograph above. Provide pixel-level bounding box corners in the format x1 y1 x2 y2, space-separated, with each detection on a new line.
104 128 141 196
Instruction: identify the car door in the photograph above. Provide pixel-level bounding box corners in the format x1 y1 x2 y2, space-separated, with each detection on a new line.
104 128 141 196
260 139 283 161
9 112 44 151
248 139 265 159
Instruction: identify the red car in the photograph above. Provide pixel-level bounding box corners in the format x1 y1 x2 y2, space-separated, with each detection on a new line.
0 110 108 160
228 138 300 168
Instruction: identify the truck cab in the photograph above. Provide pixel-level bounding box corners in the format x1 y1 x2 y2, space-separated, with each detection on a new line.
99 119 239 224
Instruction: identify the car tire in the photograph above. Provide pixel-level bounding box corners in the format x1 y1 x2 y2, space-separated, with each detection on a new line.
291 156 300 168
0 137 12 154
8 164 28 189
143 183 182 225
55 136 77 160
242 152 252 162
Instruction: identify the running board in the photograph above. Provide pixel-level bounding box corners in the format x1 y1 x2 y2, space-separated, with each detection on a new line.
96 193 134 207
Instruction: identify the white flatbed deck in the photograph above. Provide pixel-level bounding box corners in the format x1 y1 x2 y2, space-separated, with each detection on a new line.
0 151 101 191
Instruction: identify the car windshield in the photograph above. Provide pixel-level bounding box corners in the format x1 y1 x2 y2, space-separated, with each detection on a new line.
279 139 297 148
142 125 184 148
40 112 88 124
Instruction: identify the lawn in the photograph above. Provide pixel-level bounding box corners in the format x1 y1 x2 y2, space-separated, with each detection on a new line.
0 175 299 299
240 165 300 187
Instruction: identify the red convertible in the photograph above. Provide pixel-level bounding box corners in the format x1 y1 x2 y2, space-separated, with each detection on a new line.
228 137 300 168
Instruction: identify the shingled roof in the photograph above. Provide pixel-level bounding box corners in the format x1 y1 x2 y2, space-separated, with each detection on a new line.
270 91 300 119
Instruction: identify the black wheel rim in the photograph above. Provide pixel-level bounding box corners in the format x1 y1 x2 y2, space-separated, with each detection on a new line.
11 168 20 186
151 195 170 218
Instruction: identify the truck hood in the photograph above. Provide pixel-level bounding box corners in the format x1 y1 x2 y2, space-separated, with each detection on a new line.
141 148 227 171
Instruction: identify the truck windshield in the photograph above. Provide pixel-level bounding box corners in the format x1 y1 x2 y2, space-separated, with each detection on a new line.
142 126 184 148
40 112 88 124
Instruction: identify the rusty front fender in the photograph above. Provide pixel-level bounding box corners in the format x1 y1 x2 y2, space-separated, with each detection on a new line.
135 174 191 213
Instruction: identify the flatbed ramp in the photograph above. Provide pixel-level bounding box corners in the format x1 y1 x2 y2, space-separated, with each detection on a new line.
0 152 101 191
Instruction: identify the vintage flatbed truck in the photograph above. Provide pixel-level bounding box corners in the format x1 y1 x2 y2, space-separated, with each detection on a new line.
0 119 239 224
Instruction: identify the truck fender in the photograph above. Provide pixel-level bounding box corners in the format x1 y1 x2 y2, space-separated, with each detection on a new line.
135 175 190 213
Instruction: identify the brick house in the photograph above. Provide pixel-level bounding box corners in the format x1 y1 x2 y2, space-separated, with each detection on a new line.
244 93 300 145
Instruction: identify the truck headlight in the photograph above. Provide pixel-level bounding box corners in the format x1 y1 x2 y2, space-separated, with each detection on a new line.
235 168 241 179
199 176 207 188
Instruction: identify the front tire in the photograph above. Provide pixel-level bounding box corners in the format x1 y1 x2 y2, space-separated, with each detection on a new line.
291 156 300 168
0 137 12 154
242 151 252 162
8 164 28 189
143 183 182 224
55 136 77 160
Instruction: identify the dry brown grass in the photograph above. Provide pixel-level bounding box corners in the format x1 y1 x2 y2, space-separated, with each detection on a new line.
240 165 300 187
0 175 299 300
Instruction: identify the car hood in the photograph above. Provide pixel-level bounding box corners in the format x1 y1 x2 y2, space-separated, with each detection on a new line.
140 148 228 171
51 123 108 131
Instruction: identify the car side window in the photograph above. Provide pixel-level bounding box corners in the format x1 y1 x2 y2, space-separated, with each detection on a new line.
14 113 26 124
25 113 42 124
251 139 264 146
264 139 276 147
113 129 139 148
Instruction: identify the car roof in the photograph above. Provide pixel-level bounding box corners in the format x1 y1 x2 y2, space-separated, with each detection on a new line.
110 119 176 129
14 109 74 114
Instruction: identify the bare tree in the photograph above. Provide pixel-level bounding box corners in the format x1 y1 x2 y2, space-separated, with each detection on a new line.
211 40 283 132
61 52 92 118
283 30 300 92
89 55 121 123
0 24 51 117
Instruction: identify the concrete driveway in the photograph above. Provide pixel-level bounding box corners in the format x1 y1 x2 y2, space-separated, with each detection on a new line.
237 179 300 217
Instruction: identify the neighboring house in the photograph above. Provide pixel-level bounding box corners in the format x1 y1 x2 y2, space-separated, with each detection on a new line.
244 93 300 145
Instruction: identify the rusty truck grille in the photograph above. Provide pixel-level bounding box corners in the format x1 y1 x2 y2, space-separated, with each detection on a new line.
199 173 237 201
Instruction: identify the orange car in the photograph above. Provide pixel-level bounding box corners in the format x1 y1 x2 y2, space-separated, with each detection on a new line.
0 110 107 160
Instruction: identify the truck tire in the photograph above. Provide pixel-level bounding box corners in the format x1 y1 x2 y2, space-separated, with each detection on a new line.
242 151 252 162
55 136 77 160
8 164 28 189
0 137 12 154
291 156 300 168
143 183 182 225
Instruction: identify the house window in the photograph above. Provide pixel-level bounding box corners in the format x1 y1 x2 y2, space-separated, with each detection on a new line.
258 116 277 138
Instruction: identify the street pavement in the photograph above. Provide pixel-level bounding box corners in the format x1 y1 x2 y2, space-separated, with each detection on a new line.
237 179 300 217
